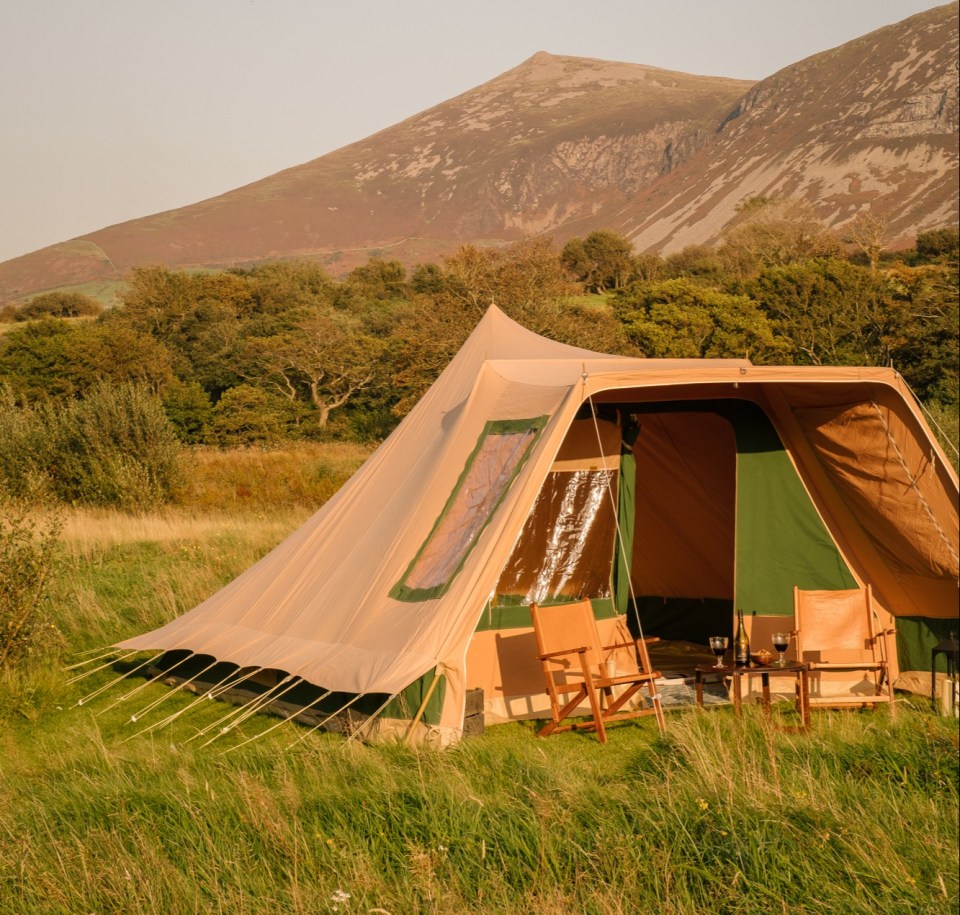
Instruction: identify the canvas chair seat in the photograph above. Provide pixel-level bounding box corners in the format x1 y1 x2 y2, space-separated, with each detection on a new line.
793 585 896 717
531 599 666 743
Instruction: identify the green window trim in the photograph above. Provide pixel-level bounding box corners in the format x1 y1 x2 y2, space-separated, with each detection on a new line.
391 416 548 602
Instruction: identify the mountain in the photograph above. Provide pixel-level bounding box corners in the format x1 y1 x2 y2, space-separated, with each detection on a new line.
0 3 956 303
0 55 750 301
617 2 959 253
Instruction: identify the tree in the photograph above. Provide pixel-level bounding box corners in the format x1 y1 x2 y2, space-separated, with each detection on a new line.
720 197 842 274
561 230 636 293
746 258 898 367
879 264 959 405
209 385 292 447
613 278 784 361
236 307 385 431
17 291 103 321
0 318 174 403
842 212 890 269
162 379 214 444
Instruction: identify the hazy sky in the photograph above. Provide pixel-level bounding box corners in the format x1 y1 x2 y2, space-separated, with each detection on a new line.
0 0 947 263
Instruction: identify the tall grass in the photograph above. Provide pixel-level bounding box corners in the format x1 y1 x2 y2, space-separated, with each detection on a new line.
174 442 372 511
0 489 956 913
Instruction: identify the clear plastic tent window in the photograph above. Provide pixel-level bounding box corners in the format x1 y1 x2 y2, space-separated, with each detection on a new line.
392 418 547 601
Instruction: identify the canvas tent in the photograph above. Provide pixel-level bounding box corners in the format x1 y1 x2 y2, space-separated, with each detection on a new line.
120 305 959 743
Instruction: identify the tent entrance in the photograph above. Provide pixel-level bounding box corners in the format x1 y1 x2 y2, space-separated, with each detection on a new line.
623 405 737 647
609 397 857 652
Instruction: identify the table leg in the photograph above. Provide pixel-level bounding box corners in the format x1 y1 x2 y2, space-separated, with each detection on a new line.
732 671 742 716
695 671 704 709
761 672 771 717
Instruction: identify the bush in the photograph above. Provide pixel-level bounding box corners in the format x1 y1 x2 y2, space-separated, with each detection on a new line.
915 227 959 264
208 384 294 447
0 384 54 500
0 506 61 670
50 382 183 510
17 291 103 320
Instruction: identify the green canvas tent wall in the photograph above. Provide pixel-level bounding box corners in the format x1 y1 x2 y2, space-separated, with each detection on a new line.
120 306 959 743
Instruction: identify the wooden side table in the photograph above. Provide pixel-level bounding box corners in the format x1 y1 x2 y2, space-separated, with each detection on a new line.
695 662 810 730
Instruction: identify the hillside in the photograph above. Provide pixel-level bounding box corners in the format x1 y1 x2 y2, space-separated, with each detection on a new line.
619 2 959 252
0 3 956 302
0 55 750 300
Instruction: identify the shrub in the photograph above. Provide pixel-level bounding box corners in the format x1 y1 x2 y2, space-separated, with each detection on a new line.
0 505 61 670
162 379 213 444
208 384 294 447
17 291 103 320
915 227 959 264
50 382 183 510
0 384 53 500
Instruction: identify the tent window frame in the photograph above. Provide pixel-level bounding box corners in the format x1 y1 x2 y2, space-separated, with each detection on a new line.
391 416 548 602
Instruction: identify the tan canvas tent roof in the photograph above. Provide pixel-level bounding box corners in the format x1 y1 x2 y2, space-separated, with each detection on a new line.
120 305 959 743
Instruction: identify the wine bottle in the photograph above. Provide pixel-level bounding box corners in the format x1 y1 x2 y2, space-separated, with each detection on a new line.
734 608 750 667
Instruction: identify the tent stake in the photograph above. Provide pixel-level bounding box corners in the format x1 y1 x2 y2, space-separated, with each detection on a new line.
85 652 194 712
66 650 139 686
220 689 335 755
287 694 364 749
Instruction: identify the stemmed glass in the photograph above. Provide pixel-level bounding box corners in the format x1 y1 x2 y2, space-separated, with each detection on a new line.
708 636 729 669
772 632 790 667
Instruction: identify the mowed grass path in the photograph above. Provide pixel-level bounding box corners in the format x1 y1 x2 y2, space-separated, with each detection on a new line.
0 494 957 914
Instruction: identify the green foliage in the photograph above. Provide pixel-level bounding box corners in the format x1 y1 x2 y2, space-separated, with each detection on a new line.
49 383 183 510
915 227 959 264
209 384 294 447
561 230 636 293
341 257 408 302
0 384 52 500
747 258 898 367
162 379 214 444
613 278 784 361
0 505 61 670
17 291 103 321
0 318 174 402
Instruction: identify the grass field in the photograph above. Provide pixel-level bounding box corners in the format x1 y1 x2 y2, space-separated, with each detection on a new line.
0 453 957 914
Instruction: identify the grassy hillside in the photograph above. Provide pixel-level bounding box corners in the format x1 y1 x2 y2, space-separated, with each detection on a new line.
0 458 957 913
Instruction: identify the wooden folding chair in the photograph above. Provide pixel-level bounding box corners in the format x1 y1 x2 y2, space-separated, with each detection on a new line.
531 599 665 743
793 585 896 718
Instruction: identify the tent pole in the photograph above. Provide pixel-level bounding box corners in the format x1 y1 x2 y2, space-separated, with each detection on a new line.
403 668 443 746
347 691 401 744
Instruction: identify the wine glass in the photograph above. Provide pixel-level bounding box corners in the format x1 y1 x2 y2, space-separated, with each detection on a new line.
708 636 729 668
772 632 790 667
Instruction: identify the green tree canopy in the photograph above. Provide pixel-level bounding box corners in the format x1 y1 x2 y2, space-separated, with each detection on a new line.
561 230 636 293
613 278 784 361
746 258 898 367
17 291 103 321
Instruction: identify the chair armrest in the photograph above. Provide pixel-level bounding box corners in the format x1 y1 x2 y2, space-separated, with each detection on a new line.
601 636 661 652
537 646 588 661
